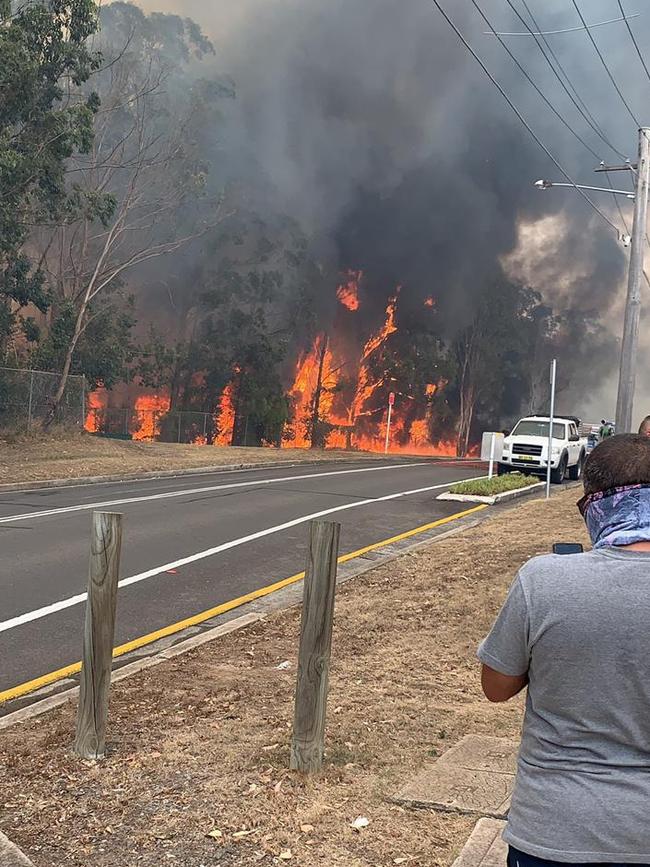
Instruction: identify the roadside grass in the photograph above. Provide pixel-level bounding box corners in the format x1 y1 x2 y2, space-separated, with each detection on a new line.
0 429 381 484
450 472 540 496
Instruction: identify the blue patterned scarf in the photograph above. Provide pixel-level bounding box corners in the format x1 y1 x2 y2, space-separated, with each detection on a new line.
578 484 650 549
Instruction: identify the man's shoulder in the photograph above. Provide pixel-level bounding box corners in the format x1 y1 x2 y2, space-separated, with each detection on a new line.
517 550 599 587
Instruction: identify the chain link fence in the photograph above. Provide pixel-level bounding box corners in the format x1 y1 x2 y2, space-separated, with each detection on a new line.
85 405 285 446
0 367 86 432
85 406 219 444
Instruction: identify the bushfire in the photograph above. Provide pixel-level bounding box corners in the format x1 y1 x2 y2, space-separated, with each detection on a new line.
85 272 458 455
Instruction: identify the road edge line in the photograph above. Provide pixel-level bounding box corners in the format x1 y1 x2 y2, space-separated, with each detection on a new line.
0 504 487 724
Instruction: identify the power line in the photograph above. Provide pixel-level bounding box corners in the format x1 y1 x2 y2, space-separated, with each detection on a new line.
468 0 603 161
485 13 640 37
569 0 642 128
514 0 630 161
428 0 620 234
616 0 650 86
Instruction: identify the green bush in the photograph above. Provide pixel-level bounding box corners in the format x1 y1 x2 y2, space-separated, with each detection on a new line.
450 473 541 496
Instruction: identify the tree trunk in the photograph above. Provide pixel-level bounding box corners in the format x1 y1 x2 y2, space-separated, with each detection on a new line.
310 334 328 449
456 332 477 458
43 295 89 430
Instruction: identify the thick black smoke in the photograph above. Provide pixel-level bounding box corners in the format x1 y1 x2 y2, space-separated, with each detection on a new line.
138 0 649 423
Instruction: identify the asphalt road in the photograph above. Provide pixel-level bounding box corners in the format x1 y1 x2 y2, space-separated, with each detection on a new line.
0 458 482 698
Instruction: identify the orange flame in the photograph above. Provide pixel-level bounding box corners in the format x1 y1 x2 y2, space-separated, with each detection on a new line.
289 336 341 447
216 383 236 446
336 270 362 311
84 390 106 432
286 291 461 455
349 295 398 422
85 284 468 456
132 394 170 441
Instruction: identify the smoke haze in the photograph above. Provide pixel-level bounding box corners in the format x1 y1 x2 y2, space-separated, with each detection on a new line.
135 0 649 426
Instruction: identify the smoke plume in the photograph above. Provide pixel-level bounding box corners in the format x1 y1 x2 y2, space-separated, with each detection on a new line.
136 0 650 426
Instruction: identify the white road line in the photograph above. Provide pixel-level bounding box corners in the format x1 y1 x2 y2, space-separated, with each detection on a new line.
0 475 484 634
0 462 428 525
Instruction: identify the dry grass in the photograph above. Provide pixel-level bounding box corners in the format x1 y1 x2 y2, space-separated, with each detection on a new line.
0 489 588 866
0 430 377 485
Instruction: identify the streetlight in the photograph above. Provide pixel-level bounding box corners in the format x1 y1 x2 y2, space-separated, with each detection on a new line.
534 179 635 198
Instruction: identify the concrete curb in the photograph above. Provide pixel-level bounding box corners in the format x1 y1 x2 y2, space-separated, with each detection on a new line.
0 517 485 730
0 832 35 866
437 481 545 505
451 818 507 867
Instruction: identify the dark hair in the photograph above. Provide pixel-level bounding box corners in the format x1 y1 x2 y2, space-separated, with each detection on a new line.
639 415 650 436
583 434 650 494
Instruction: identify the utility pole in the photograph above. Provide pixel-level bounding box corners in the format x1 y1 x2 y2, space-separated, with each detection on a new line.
602 129 650 432
536 131 650 433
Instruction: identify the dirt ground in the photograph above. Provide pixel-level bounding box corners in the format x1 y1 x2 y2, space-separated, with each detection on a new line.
0 489 589 866
0 430 378 484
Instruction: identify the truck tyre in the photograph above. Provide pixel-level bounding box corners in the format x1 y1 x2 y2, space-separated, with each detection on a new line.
568 450 586 481
551 453 568 484
497 463 511 476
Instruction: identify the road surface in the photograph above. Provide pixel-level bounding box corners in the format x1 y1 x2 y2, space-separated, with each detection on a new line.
0 458 482 700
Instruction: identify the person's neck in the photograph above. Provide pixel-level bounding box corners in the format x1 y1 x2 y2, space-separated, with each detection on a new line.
618 541 650 551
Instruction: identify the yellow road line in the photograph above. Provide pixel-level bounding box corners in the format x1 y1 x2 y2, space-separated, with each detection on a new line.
0 504 486 704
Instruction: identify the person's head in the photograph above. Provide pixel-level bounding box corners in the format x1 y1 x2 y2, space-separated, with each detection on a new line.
583 434 650 495
639 416 650 438
580 435 650 549
601 419 607 425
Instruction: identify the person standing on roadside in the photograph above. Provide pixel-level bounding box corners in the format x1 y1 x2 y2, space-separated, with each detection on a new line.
639 415 650 438
479 434 650 866
598 418 613 440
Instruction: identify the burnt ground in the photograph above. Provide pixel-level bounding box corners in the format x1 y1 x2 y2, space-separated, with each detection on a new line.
0 489 588 866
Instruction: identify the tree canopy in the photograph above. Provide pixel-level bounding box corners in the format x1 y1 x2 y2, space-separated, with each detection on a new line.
0 0 101 355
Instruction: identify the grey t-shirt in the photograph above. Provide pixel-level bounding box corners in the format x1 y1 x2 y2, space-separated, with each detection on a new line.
478 548 650 863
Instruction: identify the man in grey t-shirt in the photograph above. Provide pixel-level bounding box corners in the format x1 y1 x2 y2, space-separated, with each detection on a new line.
479 435 650 865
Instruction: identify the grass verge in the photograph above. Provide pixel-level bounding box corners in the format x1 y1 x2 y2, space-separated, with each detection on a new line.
0 429 381 485
450 472 540 496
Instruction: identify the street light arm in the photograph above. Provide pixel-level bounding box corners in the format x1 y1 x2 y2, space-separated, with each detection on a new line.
534 180 634 197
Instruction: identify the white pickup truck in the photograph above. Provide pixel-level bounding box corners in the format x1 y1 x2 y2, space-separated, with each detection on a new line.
498 415 588 484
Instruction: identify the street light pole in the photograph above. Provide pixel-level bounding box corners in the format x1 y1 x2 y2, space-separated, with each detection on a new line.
615 128 650 433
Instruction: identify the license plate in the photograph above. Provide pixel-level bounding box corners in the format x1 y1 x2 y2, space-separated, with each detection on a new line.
516 455 537 462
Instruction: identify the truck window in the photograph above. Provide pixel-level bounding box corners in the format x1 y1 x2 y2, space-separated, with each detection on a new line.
511 420 566 439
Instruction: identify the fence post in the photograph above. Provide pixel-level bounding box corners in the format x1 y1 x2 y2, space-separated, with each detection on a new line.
203 412 208 441
177 412 182 444
290 519 340 774
74 511 123 760
27 370 35 431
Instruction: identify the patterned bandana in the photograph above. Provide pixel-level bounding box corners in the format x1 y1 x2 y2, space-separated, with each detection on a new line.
578 484 650 549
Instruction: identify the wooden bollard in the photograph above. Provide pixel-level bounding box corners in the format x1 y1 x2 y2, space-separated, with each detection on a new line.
74 511 123 760
290 519 340 773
